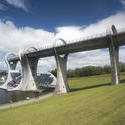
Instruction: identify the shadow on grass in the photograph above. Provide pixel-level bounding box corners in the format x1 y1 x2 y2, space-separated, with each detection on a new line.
70 79 125 92
70 83 111 92
120 79 125 84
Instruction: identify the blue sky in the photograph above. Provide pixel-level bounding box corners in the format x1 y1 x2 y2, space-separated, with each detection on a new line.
0 0 124 31
0 0 125 71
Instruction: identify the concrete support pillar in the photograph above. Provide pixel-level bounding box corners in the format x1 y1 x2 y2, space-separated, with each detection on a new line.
18 55 38 90
55 54 70 94
54 39 70 94
106 25 120 85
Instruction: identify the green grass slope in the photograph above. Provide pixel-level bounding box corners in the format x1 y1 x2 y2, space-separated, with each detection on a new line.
0 73 125 125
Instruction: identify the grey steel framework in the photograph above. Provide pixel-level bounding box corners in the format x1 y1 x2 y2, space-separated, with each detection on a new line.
1 25 125 94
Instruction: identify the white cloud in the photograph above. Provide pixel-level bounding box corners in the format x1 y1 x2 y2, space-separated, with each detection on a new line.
55 11 125 70
121 0 125 6
0 20 55 55
67 48 125 70
56 12 125 41
37 57 56 73
5 0 28 11
0 11 125 72
0 20 55 71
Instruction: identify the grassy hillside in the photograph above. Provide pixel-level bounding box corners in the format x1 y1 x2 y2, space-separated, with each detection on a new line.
0 73 125 125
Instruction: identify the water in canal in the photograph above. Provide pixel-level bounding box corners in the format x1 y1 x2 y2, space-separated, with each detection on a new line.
0 88 54 104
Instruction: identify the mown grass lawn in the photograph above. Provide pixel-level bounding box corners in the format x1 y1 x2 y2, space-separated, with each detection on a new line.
0 73 125 125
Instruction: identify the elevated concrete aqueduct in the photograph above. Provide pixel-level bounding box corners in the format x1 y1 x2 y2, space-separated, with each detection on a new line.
1 25 125 94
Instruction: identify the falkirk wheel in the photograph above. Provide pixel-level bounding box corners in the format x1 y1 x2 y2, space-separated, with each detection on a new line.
0 52 56 91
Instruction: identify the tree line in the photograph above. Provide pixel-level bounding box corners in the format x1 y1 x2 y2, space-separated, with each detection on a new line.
1 62 125 78
51 62 125 78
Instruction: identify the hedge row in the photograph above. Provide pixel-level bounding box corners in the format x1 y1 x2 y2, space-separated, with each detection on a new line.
51 62 125 78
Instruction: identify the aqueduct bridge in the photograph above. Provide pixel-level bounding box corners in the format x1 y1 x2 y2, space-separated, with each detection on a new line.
1 25 125 94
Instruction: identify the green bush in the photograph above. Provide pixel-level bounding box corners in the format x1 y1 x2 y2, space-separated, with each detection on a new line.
51 62 125 78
